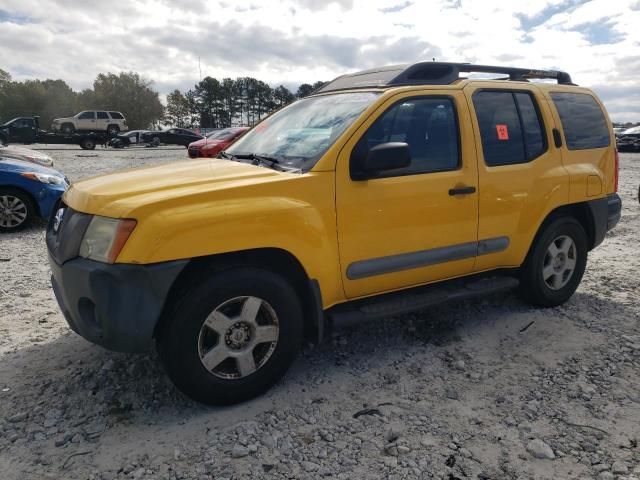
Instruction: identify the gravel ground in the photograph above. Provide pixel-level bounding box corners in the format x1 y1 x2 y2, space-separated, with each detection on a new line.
0 145 639 480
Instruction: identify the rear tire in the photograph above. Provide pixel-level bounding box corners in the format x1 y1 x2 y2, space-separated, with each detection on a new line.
0 188 35 233
518 217 588 307
106 125 119 136
80 138 96 150
158 267 304 405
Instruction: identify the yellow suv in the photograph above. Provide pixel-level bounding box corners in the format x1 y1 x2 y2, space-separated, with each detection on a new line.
46 63 622 405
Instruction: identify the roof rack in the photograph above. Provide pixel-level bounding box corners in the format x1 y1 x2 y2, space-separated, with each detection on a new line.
315 62 575 94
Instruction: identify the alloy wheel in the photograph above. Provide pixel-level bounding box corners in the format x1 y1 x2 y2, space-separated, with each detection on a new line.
542 234 577 290
0 195 28 229
197 296 279 380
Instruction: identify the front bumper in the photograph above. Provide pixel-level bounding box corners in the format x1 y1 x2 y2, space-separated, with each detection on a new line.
49 255 187 352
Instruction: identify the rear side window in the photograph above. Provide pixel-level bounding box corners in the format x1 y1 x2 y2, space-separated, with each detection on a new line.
353 97 460 177
78 111 95 120
109 112 124 119
97 111 109 119
550 92 610 150
473 90 546 166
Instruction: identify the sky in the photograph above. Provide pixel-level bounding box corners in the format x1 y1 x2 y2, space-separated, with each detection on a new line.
0 0 639 121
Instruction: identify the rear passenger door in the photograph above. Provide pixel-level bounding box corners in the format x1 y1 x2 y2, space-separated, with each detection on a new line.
96 111 110 131
464 84 569 272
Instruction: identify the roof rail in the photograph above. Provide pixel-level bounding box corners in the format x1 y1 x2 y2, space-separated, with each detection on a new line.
315 62 575 94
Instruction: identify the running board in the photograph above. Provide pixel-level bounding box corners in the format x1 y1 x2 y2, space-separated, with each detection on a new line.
328 275 519 329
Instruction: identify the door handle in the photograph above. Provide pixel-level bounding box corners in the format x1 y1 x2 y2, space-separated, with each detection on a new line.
552 128 563 148
449 186 476 196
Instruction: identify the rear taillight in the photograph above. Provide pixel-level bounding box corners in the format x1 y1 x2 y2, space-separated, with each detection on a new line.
614 148 619 193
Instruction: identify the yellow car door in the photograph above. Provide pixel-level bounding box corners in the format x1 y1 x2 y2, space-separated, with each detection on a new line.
463 83 569 272
335 90 479 299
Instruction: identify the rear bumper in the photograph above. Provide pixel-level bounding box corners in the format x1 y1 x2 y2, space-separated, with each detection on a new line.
49 255 187 352
587 193 622 249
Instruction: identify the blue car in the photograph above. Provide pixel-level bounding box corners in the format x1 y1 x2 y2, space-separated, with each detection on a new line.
0 157 68 232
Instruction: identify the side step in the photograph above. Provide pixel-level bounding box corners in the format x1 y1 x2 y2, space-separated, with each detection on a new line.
328 275 519 328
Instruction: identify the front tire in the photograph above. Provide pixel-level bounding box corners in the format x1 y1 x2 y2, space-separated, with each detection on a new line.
158 267 303 405
519 217 588 307
0 188 35 233
61 123 75 134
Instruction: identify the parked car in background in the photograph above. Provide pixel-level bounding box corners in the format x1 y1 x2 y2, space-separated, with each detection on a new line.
0 158 68 232
142 128 204 147
52 111 128 135
0 144 54 167
616 126 640 152
617 135 640 152
188 127 249 158
107 130 152 148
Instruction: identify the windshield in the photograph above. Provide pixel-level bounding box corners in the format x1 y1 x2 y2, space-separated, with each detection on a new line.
226 92 381 171
208 128 241 141
2 118 21 126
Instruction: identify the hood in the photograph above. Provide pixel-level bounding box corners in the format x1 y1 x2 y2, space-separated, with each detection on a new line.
0 145 54 167
0 157 64 176
64 158 285 217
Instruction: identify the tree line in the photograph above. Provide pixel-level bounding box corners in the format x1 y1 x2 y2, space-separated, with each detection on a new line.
0 68 324 131
165 79 325 129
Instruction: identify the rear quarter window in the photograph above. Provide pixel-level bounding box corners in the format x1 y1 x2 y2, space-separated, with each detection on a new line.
550 92 610 150
109 112 124 120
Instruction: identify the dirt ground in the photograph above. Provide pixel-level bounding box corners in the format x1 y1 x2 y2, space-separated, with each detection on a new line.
0 145 639 480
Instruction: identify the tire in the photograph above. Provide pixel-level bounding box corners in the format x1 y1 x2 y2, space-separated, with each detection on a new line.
80 138 96 150
0 188 35 233
106 125 119 136
151 136 161 147
61 123 75 134
0 135 7 146
158 267 304 405
518 217 588 307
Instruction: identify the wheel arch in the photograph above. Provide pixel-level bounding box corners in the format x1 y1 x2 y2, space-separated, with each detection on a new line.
523 200 598 268
155 247 324 344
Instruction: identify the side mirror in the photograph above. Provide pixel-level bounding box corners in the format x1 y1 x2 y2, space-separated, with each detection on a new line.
352 142 411 180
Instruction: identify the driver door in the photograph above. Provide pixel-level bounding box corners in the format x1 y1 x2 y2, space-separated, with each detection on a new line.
335 91 479 298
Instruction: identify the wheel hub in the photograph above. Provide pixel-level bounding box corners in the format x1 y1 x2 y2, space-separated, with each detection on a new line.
553 252 566 271
225 322 252 349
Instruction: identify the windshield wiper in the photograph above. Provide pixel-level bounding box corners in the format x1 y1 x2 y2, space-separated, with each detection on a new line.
233 153 281 169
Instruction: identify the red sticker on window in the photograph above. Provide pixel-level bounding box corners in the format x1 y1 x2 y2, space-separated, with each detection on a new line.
496 124 509 140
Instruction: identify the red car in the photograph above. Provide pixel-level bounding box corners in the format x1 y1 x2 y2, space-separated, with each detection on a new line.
187 127 249 158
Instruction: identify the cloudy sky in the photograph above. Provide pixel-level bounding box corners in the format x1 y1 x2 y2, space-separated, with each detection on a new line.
0 0 639 121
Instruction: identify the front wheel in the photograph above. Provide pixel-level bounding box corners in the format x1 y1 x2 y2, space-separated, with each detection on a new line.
518 217 588 307
61 123 75 134
0 188 35 233
158 267 304 405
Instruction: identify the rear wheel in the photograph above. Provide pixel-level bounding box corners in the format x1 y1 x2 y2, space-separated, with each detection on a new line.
106 125 119 136
80 138 96 150
158 267 303 405
0 188 35 233
519 217 588 307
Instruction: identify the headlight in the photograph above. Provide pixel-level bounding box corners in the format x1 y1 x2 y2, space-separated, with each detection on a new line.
79 216 137 263
21 172 66 185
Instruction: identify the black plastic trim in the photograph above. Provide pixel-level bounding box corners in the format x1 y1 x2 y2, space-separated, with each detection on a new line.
346 236 510 280
49 255 188 352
